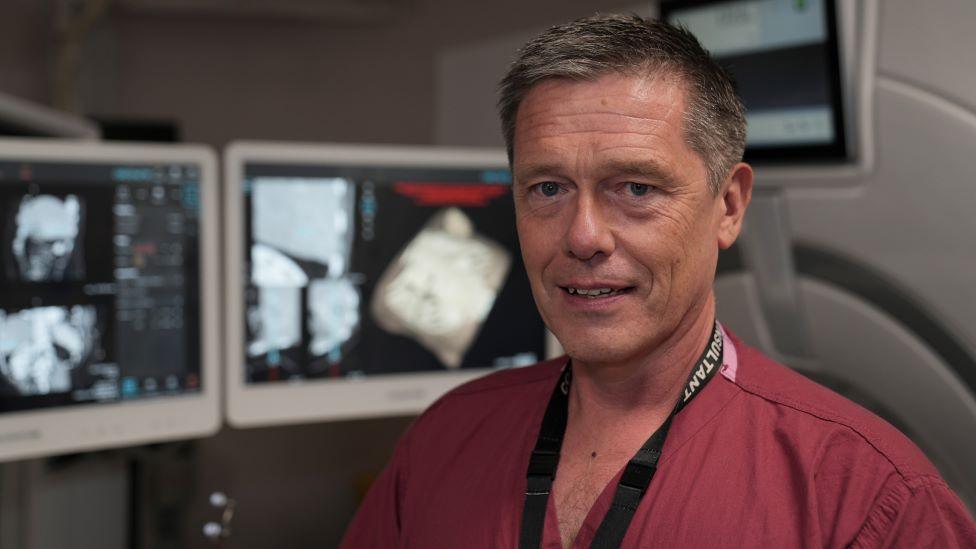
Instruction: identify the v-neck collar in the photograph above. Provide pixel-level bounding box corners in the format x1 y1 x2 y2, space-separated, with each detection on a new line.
539 327 741 548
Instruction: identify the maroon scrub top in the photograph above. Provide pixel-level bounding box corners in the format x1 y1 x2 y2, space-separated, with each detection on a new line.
342 329 976 548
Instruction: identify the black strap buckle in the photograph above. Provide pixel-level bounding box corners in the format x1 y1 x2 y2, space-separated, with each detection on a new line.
526 449 559 478
619 460 656 493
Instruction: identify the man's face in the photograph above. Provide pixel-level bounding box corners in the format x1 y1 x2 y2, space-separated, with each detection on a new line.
512 71 741 365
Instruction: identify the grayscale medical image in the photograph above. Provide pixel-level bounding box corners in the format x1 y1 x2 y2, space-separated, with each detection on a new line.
251 178 355 277
242 166 547 383
247 178 360 375
0 305 99 396
370 207 511 369
9 194 84 282
247 243 306 358
0 165 203 414
308 277 360 359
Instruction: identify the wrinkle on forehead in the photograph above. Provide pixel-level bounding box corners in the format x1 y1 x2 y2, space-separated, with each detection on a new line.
517 71 685 121
514 73 687 147
521 117 671 139
511 71 708 190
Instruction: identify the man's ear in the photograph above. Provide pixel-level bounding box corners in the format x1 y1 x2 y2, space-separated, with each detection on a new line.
717 162 753 250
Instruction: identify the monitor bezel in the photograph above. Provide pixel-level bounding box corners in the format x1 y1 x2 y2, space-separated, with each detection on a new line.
0 138 221 462
225 141 530 427
660 0 850 164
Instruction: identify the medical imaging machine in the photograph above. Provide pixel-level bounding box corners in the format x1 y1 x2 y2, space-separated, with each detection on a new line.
0 139 221 462
224 142 547 426
663 0 976 510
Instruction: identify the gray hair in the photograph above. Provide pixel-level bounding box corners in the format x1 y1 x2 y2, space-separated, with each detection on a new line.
498 14 746 194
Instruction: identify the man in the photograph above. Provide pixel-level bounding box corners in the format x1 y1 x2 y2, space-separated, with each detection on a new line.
342 15 976 548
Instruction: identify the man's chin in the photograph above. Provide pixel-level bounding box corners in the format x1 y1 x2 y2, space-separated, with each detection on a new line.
552 322 668 368
560 340 641 368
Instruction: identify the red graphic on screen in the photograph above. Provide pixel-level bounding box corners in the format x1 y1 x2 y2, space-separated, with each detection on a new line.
393 182 510 207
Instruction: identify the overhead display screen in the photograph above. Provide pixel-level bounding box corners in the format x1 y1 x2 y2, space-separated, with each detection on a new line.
663 0 847 162
240 161 545 385
0 159 202 413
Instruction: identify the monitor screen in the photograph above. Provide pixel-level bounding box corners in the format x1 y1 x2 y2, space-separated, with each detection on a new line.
663 0 847 162
0 139 219 461
225 143 547 426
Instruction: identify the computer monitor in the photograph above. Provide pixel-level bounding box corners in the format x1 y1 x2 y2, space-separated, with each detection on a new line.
662 0 849 163
0 139 220 461
224 142 547 426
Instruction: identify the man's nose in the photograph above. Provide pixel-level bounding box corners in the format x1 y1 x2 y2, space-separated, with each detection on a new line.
564 194 614 261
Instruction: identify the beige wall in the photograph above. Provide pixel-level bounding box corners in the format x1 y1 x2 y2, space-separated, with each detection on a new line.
3 0 629 147
0 0 57 105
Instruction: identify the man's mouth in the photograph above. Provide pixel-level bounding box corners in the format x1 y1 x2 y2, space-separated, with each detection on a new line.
561 286 633 298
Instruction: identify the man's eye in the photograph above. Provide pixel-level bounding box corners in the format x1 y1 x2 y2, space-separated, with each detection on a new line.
628 183 650 196
536 182 560 197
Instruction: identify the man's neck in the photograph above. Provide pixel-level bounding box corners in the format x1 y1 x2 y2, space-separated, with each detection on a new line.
553 296 719 549
567 296 717 430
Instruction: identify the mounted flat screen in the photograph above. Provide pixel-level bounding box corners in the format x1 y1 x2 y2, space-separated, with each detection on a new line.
224 142 546 426
663 0 849 162
0 139 220 461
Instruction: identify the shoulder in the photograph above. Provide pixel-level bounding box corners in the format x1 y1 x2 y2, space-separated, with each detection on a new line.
388 358 565 502
725 331 941 481
722 332 976 545
404 356 565 439
443 356 566 399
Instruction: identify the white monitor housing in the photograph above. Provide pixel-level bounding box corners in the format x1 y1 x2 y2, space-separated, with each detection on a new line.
662 0 877 186
0 139 221 461
224 141 547 427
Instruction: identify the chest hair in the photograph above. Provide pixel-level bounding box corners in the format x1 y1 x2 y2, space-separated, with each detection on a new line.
552 448 633 548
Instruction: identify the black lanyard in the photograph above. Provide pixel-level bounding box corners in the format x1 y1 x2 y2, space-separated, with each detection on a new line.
519 322 724 549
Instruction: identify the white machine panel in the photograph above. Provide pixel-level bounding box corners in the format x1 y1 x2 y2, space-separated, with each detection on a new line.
717 274 976 510
707 0 976 512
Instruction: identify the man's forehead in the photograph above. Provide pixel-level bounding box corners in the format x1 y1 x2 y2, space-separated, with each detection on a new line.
510 69 710 187
512 71 695 165
517 70 689 121
512 71 692 153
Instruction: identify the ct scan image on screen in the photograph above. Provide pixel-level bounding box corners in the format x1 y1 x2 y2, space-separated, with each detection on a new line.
0 161 202 413
243 164 546 384
0 304 103 397
5 193 85 282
